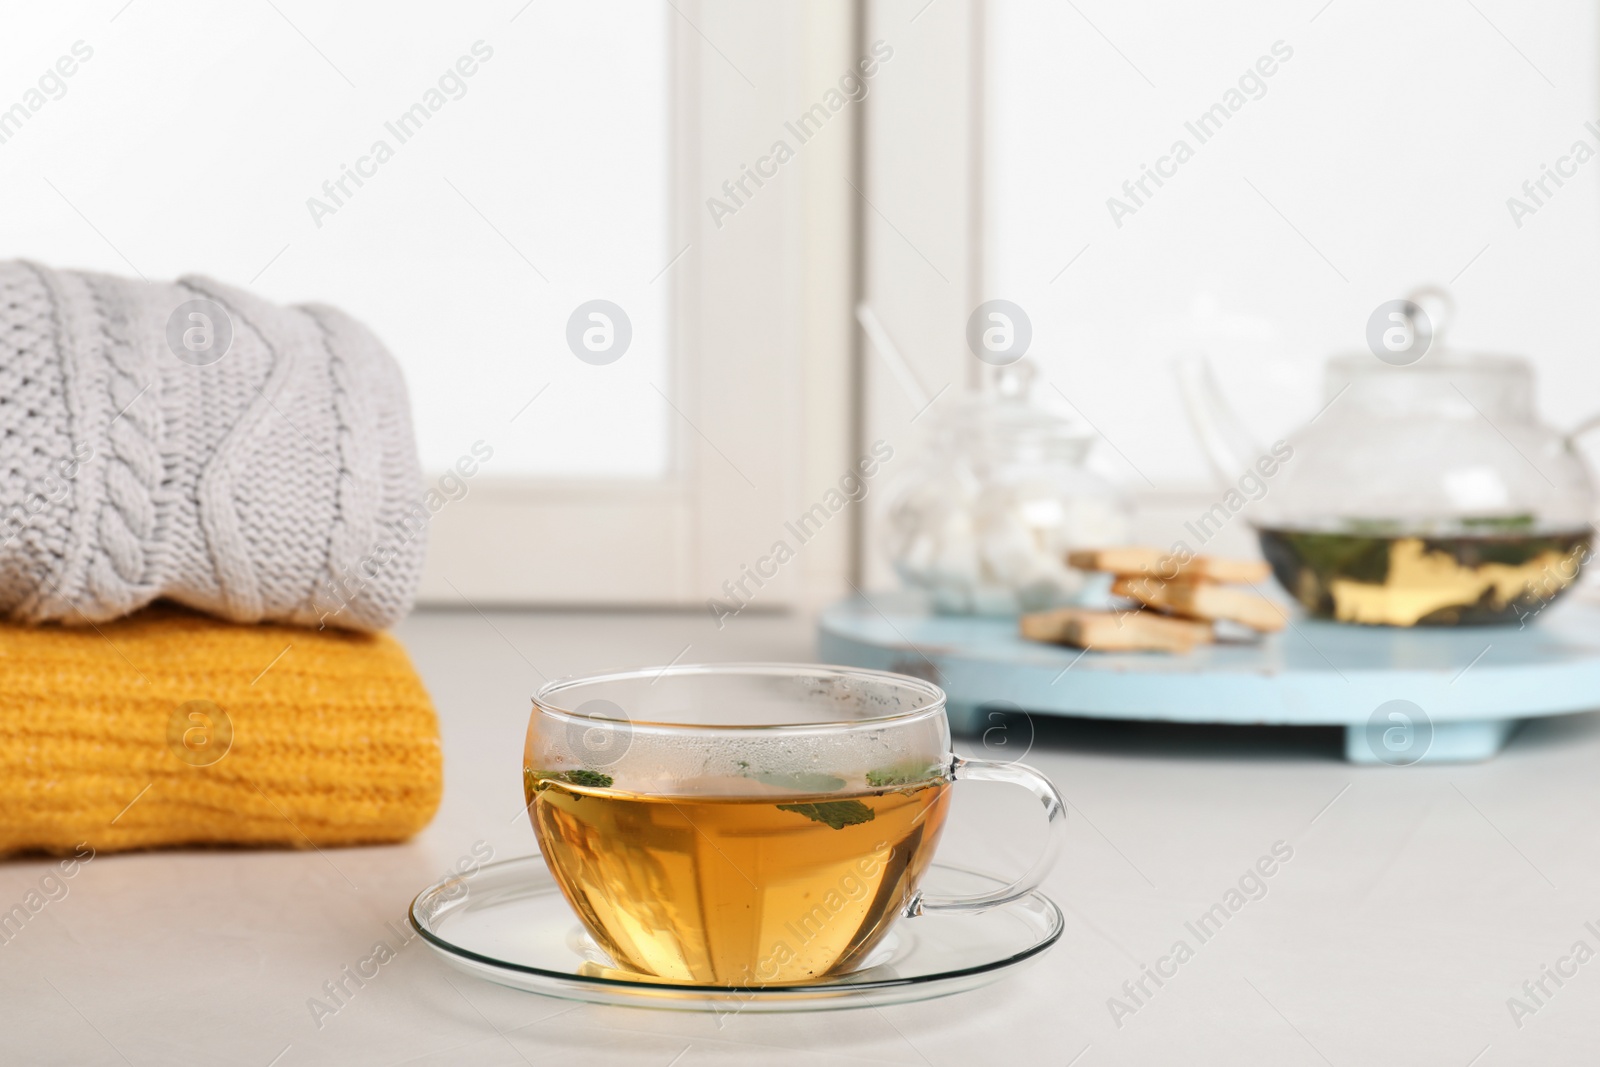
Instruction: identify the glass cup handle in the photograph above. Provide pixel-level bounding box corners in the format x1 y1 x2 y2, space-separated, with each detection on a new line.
905 754 1067 917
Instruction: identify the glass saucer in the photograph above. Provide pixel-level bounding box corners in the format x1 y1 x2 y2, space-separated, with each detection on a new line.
409 855 1063 1013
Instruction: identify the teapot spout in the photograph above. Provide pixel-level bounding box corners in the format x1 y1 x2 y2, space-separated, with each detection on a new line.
1175 353 1265 485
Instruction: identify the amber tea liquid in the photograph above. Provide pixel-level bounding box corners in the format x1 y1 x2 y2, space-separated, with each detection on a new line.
1258 525 1592 626
526 775 951 985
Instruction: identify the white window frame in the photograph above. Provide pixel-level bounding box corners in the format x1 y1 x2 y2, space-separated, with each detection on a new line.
419 1 858 610
857 0 989 589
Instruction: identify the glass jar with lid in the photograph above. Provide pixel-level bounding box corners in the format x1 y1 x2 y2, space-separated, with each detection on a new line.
883 361 1129 615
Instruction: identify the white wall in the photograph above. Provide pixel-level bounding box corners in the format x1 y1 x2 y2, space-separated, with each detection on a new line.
987 0 1600 488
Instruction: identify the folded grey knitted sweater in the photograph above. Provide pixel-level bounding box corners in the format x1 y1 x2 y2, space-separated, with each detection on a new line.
0 261 425 631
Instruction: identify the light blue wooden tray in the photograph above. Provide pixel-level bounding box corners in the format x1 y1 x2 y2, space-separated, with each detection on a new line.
817 592 1600 764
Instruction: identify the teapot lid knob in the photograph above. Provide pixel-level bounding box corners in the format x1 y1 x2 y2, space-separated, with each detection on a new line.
1403 285 1455 353
993 358 1037 402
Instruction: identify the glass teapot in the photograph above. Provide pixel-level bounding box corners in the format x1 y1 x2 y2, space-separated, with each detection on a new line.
883 360 1128 615
1178 292 1596 627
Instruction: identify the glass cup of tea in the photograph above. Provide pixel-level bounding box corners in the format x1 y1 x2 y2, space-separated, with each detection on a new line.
523 663 1066 987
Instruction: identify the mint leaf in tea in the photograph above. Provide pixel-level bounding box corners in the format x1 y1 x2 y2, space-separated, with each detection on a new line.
775 799 876 829
525 768 614 792
865 761 942 788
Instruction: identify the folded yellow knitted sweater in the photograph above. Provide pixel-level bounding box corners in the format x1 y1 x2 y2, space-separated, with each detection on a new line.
0 606 442 855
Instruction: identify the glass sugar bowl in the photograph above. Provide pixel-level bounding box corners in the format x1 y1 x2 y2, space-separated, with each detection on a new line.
883 361 1129 615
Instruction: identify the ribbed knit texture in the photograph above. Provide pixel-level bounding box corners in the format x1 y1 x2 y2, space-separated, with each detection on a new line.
0 606 442 855
0 260 426 632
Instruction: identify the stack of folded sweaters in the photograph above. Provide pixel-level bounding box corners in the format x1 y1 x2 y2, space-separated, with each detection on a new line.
0 261 442 855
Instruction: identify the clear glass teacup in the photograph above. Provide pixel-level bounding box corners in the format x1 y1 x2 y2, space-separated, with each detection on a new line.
523 663 1066 986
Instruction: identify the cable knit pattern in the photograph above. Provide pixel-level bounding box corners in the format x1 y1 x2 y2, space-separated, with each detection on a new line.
84 271 165 611
0 264 76 619
0 261 425 631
